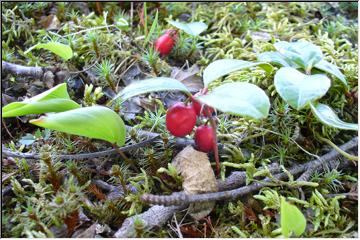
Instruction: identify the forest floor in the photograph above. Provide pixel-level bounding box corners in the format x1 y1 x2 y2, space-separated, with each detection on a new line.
1 2 358 238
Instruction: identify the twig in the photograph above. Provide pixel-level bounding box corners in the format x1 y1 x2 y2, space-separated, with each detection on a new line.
2 61 44 78
2 125 223 161
297 137 358 181
114 205 186 238
2 135 160 160
318 136 358 161
114 142 356 238
140 137 357 205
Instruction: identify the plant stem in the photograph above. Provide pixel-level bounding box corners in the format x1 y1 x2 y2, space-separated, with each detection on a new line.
205 107 220 176
112 143 140 172
318 136 358 161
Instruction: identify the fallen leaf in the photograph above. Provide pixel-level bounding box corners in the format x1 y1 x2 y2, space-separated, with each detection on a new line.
40 14 60 30
170 65 203 93
172 146 218 220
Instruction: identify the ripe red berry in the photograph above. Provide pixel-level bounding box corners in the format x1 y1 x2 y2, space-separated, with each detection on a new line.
155 30 177 56
166 102 197 137
191 91 214 116
194 125 215 152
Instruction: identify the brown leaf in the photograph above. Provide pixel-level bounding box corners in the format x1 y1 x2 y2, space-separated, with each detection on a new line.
170 65 203 93
172 146 218 220
40 14 60 30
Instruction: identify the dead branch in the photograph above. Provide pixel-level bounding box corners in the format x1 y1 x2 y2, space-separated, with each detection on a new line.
114 205 186 238
2 125 224 160
2 61 44 78
140 137 357 205
2 135 160 160
296 136 358 181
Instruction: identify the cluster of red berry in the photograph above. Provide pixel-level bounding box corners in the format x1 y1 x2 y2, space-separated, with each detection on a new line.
166 89 216 153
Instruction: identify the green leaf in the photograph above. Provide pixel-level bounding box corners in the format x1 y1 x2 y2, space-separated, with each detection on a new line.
196 82 270 119
114 77 190 102
314 59 348 88
281 197 306 237
25 42 73 61
257 51 300 68
167 20 207 36
29 106 126 147
144 10 158 47
203 59 273 87
274 67 331 110
2 83 80 118
310 102 358 131
274 40 323 71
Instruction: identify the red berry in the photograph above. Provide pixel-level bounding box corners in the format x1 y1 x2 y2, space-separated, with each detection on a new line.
155 30 177 56
191 91 214 116
195 125 215 152
166 102 197 137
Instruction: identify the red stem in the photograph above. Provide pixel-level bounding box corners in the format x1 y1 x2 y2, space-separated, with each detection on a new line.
205 107 220 176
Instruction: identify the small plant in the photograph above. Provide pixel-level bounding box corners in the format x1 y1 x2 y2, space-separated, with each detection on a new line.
114 59 271 174
258 40 358 131
1 83 127 148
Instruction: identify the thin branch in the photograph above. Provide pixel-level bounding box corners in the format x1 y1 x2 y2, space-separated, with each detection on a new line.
2 61 44 78
114 205 185 238
114 139 356 238
2 125 223 160
2 135 160 160
297 137 358 181
140 137 357 205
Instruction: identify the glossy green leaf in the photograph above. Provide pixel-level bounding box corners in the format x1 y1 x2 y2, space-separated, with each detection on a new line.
257 51 300 68
281 197 306 237
203 59 273 87
115 77 190 102
274 67 331 110
30 106 126 147
167 20 207 36
274 40 323 70
310 102 358 131
196 82 270 119
2 83 80 118
25 42 73 61
314 59 348 88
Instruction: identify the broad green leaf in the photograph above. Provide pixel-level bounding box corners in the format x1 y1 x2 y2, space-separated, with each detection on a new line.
196 82 270 119
25 42 73 61
2 83 80 118
310 102 358 131
274 67 331 110
280 197 306 237
314 59 348 88
30 106 126 147
167 20 207 36
257 51 300 68
115 77 190 102
203 59 273 87
274 40 323 71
